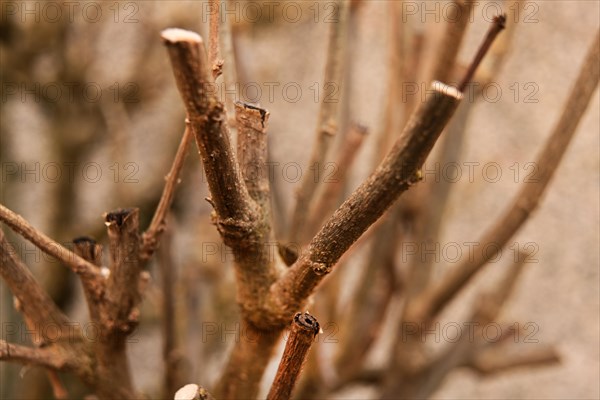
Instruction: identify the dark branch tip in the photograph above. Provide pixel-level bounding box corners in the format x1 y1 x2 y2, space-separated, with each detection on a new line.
494 13 507 30
236 101 270 127
294 312 320 336
105 208 136 227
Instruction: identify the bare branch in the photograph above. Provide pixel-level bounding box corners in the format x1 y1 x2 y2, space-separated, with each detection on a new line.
235 101 271 214
105 208 142 333
0 229 75 344
140 124 193 263
0 204 102 284
458 14 506 92
270 82 462 322
289 0 350 245
267 313 320 400
0 340 75 371
411 31 600 322
161 28 258 240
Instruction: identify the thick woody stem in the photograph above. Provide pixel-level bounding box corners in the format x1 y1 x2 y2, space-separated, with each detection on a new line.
161 28 257 241
267 313 320 400
90 208 143 400
235 101 271 215
214 320 280 399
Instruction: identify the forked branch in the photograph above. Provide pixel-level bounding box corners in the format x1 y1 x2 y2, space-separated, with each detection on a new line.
161 28 258 242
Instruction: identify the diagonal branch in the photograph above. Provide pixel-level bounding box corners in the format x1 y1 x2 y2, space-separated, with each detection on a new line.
140 124 193 263
464 343 560 376
410 30 600 322
0 340 77 371
161 28 258 242
0 204 102 285
269 82 463 322
0 229 75 344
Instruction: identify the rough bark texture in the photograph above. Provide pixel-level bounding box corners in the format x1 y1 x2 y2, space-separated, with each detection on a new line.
267 313 320 400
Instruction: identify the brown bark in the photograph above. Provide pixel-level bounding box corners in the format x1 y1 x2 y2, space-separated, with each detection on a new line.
267 313 320 400
269 83 462 321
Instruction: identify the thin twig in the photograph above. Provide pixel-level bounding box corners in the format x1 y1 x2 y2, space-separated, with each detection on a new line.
105 208 142 333
161 28 257 238
288 0 350 245
458 14 506 92
140 124 193 263
0 204 102 284
0 229 76 344
411 31 600 322
267 313 320 400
